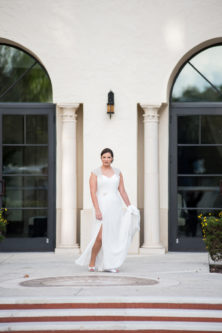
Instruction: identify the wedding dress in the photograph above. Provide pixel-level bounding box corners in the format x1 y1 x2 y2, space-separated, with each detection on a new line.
75 167 140 271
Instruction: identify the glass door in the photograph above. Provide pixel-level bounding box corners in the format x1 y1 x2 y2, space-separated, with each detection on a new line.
169 103 222 251
0 104 55 251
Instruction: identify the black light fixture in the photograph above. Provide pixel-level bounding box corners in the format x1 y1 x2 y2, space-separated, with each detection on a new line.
107 91 114 118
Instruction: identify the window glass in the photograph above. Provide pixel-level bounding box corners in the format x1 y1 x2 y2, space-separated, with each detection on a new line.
178 115 199 144
178 146 222 174
3 189 48 208
26 115 48 144
178 176 222 187
172 45 222 102
0 45 52 102
3 147 48 175
178 190 222 209
5 209 48 238
3 115 24 144
201 116 222 144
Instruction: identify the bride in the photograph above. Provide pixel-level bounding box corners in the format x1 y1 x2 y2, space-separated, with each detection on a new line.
75 148 140 273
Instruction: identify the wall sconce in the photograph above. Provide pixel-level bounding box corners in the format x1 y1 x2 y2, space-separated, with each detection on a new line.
107 91 114 118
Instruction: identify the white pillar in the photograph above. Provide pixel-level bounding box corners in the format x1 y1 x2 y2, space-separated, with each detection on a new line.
140 104 165 254
56 103 80 254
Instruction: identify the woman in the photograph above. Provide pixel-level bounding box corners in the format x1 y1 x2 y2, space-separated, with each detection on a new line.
75 148 140 272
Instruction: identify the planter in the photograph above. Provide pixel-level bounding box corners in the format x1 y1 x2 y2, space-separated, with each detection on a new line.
209 264 222 273
208 252 222 273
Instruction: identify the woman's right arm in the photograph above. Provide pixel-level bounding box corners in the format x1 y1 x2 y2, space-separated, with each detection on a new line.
89 173 102 220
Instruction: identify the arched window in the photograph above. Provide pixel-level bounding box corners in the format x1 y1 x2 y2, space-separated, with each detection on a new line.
169 43 222 252
171 44 222 102
0 44 52 102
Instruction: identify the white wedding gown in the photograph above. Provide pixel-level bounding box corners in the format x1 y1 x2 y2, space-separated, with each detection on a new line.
75 167 140 270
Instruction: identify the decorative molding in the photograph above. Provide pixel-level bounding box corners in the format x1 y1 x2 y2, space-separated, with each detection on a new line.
57 103 80 122
57 103 80 109
60 109 78 122
140 104 161 110
141 104 160 123
140 103 167 123
143 109 159 123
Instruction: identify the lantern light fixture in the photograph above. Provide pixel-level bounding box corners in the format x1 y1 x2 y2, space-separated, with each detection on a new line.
107 91 114 118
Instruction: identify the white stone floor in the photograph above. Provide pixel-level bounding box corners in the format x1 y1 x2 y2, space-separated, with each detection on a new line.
0 252 221 303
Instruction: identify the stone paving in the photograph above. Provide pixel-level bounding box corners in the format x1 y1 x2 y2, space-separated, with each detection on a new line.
0 252 222 302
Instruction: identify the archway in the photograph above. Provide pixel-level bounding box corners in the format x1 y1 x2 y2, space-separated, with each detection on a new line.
0 43 55 251
169 43 222 251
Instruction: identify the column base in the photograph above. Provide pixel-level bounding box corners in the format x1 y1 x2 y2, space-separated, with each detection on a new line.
140 245 165 255
55 245 80 255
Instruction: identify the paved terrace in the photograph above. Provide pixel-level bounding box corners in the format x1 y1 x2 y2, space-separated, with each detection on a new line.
0 252 221 303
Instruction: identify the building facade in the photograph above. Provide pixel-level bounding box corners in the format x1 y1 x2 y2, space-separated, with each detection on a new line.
0 0 222 253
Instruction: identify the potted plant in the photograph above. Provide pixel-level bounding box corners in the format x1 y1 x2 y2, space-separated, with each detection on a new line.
0 208 7 241
199 211 222 273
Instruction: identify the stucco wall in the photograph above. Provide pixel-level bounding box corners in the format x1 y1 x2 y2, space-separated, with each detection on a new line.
1 0 222 249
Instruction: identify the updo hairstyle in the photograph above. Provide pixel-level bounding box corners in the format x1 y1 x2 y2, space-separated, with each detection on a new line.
100 148 114 163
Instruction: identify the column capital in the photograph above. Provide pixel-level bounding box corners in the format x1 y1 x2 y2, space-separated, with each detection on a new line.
57 103 80 122
57 103 80 110
140 103 167 123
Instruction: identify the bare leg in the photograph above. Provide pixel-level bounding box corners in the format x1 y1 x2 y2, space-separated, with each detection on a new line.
89 225 102 267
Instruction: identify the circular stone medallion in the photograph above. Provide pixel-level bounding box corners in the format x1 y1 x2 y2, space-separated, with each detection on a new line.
20 275 158 287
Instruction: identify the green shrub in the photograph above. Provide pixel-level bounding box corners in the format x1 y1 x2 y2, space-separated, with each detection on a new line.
0 208 8 241
199 211 222 262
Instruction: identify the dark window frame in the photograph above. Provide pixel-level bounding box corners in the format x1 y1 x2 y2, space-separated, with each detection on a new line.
169 102 222 251
0 103 56 251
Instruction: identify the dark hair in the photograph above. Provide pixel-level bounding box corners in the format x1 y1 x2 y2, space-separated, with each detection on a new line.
100 148 114 162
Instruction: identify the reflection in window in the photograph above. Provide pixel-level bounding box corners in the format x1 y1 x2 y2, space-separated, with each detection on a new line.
201 116 222 144
172 45 222 102
177 208 202 237
177 116 199 144
3 147 48 174
0 44 52 102
177 209 221 238
178 146 222 174
5 209 48 238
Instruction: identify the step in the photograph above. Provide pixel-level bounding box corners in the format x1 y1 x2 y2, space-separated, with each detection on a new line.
0 308 222 322
1 320 222 332
0 301 222 332
1 300 222 310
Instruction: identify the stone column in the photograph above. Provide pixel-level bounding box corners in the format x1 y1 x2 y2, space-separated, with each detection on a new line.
56 103 80 253
140 104 165 254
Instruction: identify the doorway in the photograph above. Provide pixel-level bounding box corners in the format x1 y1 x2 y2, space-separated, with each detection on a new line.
169 103 222 251
169 44 222 251
0 103 55 251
